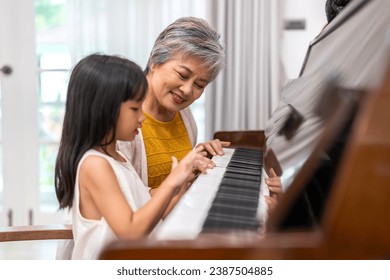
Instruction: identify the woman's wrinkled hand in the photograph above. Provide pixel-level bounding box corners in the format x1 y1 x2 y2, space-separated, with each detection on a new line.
196 139 231 157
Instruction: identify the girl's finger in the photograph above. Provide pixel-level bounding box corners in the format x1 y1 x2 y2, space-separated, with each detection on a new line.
269 167 277 177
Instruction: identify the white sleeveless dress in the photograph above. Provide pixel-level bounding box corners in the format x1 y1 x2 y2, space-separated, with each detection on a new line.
71 149 152 259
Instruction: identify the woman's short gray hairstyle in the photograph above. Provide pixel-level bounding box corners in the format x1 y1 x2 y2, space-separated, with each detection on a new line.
145 16 225 82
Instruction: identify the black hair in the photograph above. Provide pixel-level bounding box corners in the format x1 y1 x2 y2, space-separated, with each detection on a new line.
325 0 351 23
54 54 147 209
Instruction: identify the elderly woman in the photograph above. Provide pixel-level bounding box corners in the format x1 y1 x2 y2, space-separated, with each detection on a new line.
118 17 229 191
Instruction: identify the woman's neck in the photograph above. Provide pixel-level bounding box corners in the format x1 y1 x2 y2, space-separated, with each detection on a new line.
143 89 176 122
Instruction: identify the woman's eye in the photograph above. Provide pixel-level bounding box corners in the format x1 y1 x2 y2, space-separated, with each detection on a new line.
178 72 188 79
195 83 205 89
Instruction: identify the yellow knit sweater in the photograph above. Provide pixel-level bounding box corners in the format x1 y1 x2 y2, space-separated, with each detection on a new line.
141 111 193 188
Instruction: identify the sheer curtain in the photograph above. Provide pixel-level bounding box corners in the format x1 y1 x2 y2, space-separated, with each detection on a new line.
65 0 283 142
65 0 207 141
205 0 283 140
67 0 205 67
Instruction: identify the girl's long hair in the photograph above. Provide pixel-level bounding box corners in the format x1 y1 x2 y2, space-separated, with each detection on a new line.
54 54 147 209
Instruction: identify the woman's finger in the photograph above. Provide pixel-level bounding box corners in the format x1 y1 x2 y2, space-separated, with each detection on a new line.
220 141 231 147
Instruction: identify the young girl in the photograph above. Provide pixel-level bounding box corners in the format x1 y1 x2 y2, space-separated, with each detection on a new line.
54 54 213 259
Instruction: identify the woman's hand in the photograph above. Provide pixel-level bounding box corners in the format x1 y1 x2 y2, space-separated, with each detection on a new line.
196 139 231 157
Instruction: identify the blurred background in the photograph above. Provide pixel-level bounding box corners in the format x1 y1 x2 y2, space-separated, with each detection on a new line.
0 0 326 227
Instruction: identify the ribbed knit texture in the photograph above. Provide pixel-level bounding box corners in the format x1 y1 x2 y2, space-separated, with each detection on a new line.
142 111 192 188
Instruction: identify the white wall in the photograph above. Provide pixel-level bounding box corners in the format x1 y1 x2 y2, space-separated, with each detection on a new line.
281 0 327 80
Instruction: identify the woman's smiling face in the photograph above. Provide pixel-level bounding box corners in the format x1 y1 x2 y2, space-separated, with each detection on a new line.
148 54 211 113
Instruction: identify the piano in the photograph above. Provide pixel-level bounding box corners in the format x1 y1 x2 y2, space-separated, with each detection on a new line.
99 0 390 260
154 147 265 240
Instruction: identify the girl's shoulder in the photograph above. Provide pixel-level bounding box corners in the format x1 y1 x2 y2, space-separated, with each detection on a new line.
79 150 114 175
80 149 136 175
81 149 111 164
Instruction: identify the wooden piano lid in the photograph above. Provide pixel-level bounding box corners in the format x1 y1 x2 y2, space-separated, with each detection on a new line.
321 58 390 258
267 58 390 259
267 84 365 228
213 130 265 150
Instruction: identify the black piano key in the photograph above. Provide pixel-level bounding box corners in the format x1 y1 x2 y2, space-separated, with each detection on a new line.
227 163 262 172
212 196 259 210
230 156 262 164
220 177 261 189
214 192 260 203
203 213 259 231
228 161 262 169
232 148 262 156
231 153 262 161
208 203 256 218
201 147 263 233
223 172 261 183
226 166 262 175
218 185 260 197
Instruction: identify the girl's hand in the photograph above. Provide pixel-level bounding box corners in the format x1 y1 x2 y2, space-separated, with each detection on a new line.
265 168 282 215
166 146 214 190
196 139 231 157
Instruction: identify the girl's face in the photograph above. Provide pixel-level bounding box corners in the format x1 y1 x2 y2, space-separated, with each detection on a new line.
148 54 211 113
115 99 145 142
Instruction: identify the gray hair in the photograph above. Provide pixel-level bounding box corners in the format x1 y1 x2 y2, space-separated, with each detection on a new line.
145 16 225 82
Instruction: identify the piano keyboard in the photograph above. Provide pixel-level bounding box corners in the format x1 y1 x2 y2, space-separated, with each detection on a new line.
153 148 265 240
202 148 263 232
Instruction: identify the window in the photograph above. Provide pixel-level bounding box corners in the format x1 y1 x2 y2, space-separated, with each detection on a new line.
35 0 207 217
0 0 206 226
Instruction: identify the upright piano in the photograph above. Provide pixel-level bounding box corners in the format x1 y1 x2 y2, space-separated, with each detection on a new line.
99 0 390 259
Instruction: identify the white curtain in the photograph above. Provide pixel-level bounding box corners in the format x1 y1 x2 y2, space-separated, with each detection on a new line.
64 0 283 142
63 0 208 142
205 0 283 140
67 0 205 68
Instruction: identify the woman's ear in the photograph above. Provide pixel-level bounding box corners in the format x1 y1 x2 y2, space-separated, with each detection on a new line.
149 63 156 73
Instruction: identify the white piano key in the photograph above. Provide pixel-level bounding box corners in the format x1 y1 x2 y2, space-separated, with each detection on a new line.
211 148 235 167
154 148 234 240
155 166 228 240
